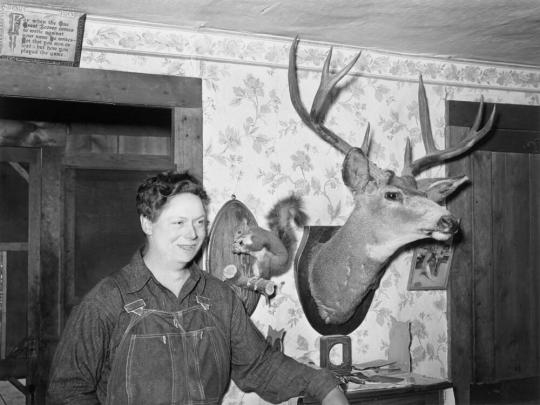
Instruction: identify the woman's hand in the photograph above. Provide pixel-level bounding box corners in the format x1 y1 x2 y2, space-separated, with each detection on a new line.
321 386 349 404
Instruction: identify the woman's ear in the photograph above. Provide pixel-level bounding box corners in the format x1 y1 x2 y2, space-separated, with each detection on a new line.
140 215 153 236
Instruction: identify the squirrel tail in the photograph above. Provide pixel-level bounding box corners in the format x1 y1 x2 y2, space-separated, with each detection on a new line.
265 194 308 261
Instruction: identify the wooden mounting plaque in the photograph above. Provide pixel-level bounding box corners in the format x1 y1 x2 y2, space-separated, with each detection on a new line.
205 197 260 315
294 226 377 335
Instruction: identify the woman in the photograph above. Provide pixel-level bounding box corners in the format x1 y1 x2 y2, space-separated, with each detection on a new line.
48 170 348 404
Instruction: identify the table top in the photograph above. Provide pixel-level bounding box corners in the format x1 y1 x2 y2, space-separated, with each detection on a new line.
300 373 452 404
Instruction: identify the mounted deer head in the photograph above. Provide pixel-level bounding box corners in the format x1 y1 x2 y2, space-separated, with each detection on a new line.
289 38 495 325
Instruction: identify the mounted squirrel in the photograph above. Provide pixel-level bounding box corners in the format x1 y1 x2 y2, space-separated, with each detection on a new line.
232 195 308 280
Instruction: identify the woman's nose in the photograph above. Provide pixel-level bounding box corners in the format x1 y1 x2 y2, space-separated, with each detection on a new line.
185 223 198 239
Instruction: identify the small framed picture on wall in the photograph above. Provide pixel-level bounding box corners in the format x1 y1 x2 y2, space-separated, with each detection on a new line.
407 239 455 290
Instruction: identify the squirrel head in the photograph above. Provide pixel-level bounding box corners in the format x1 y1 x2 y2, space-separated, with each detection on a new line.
232 218 265 253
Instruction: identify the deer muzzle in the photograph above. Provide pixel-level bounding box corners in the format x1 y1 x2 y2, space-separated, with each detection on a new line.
436 215 460 235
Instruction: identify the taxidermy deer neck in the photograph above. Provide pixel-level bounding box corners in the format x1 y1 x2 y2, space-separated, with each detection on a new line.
289 37 495 324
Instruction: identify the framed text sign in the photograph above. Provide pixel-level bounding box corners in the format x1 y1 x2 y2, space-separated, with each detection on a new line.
0 4 85 66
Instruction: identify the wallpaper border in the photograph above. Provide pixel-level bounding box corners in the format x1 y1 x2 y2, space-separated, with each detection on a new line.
83 15 540 93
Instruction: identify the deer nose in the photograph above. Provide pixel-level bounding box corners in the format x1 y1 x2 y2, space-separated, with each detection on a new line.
437 215 459 234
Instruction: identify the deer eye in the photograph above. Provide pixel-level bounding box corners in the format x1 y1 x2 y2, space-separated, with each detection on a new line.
384 191 403 202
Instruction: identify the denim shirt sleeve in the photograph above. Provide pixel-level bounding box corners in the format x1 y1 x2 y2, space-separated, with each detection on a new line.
47 296 114 405
229 298 339 403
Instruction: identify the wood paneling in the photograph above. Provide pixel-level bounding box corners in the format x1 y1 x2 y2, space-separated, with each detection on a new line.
493 152 532 379
447 101 540 404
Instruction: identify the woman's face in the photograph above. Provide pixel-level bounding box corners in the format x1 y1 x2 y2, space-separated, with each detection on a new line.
143 192 207 268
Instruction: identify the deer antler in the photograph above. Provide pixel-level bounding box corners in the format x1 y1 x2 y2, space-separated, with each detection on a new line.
402 75 496 176
289 37 369 155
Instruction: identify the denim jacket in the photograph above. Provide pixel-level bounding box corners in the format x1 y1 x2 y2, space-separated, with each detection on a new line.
48 251 338 404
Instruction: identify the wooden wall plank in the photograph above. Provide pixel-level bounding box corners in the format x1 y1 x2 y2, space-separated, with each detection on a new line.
491 151 507 381
63 152 173 171
471 150 494 382
173 107 203 180
0 60 201 108
492 152 532 380
447 125 474 405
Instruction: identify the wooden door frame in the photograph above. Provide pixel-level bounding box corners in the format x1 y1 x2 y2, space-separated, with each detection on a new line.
0 146 41 403
0 58 202 404
446 100 540 404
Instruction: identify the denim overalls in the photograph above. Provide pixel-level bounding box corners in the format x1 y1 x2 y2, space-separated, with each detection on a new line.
105 271 230 405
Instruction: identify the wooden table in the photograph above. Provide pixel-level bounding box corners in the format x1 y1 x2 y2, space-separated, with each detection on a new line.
299 373 452 405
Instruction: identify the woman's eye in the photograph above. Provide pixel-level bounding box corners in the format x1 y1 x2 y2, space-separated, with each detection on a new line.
384 191 402 201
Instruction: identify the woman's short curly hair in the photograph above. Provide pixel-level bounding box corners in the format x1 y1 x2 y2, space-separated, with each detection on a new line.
136 170 210 222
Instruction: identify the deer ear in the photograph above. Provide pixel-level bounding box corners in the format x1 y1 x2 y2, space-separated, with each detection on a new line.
417 175 469 203
342 147 371 192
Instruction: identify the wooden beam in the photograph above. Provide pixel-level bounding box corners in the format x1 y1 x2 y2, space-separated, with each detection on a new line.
63 152 173 171
448 100 540 131
38 147 63 397
474 129 540 154
0 59 201 108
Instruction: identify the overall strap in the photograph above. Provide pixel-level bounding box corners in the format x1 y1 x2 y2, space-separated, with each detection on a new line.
111 271 146 316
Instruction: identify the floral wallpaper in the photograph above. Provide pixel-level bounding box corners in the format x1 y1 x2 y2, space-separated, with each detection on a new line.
80 17 539 404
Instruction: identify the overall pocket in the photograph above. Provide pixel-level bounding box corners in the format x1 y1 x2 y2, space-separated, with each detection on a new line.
169 327 228 403
126 334 174 405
